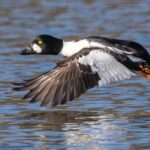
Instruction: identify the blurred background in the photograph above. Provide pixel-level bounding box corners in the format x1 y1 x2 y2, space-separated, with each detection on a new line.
0 0 150 149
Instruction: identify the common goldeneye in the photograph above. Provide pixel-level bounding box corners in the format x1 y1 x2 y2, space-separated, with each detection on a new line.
14 35 150 106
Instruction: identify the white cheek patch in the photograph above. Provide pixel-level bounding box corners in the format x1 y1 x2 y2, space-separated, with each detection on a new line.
32 44 42 53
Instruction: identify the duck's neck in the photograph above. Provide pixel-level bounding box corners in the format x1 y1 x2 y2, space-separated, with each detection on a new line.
59 39 90 57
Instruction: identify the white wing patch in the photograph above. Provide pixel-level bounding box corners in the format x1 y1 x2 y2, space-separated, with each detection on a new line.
89 41 133 55
89 41 106 48
78 50 136 87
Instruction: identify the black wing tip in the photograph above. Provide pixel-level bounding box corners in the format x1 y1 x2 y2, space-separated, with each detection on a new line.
13 82 25 91
13 82 23 86
29 98 50 107
12 81 30 91
13 86 24 91
40 102 46 107
29 99 35 103
23 93 30 99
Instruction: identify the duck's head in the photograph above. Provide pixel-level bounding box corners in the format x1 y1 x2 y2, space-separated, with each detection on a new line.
21 35 63 55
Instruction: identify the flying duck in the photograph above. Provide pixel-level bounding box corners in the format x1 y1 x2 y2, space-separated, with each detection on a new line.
14 35 150 106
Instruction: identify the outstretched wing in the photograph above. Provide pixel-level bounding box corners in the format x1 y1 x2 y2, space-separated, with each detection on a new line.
14 47 136 106
14 48 100 106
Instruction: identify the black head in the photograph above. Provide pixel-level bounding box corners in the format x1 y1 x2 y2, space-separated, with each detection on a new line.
21 35 63 55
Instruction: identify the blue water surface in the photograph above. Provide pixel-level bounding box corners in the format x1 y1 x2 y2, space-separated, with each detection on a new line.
0 0 150 149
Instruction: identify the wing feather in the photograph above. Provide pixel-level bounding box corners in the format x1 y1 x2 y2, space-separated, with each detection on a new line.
14 47 138 106
14 56 100 106
78 49 136 87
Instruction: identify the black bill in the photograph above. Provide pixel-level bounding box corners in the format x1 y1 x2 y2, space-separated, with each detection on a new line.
20 46 35 55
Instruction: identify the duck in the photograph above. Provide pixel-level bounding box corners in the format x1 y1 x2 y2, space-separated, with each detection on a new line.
14 34 150 106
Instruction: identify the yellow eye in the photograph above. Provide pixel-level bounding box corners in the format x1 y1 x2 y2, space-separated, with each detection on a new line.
38 40 43 45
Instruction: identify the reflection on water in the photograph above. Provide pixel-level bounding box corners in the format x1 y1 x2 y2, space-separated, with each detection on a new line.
0 0 150 149
1 108 150 150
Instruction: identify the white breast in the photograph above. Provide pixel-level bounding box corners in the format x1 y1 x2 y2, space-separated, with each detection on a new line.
60 39 90 57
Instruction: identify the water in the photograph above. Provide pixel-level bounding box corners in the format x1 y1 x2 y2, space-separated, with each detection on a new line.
0 0 150 149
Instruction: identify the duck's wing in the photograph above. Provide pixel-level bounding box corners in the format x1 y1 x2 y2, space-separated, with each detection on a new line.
14 48 100 106
87 36 150 63
14 47 141 107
